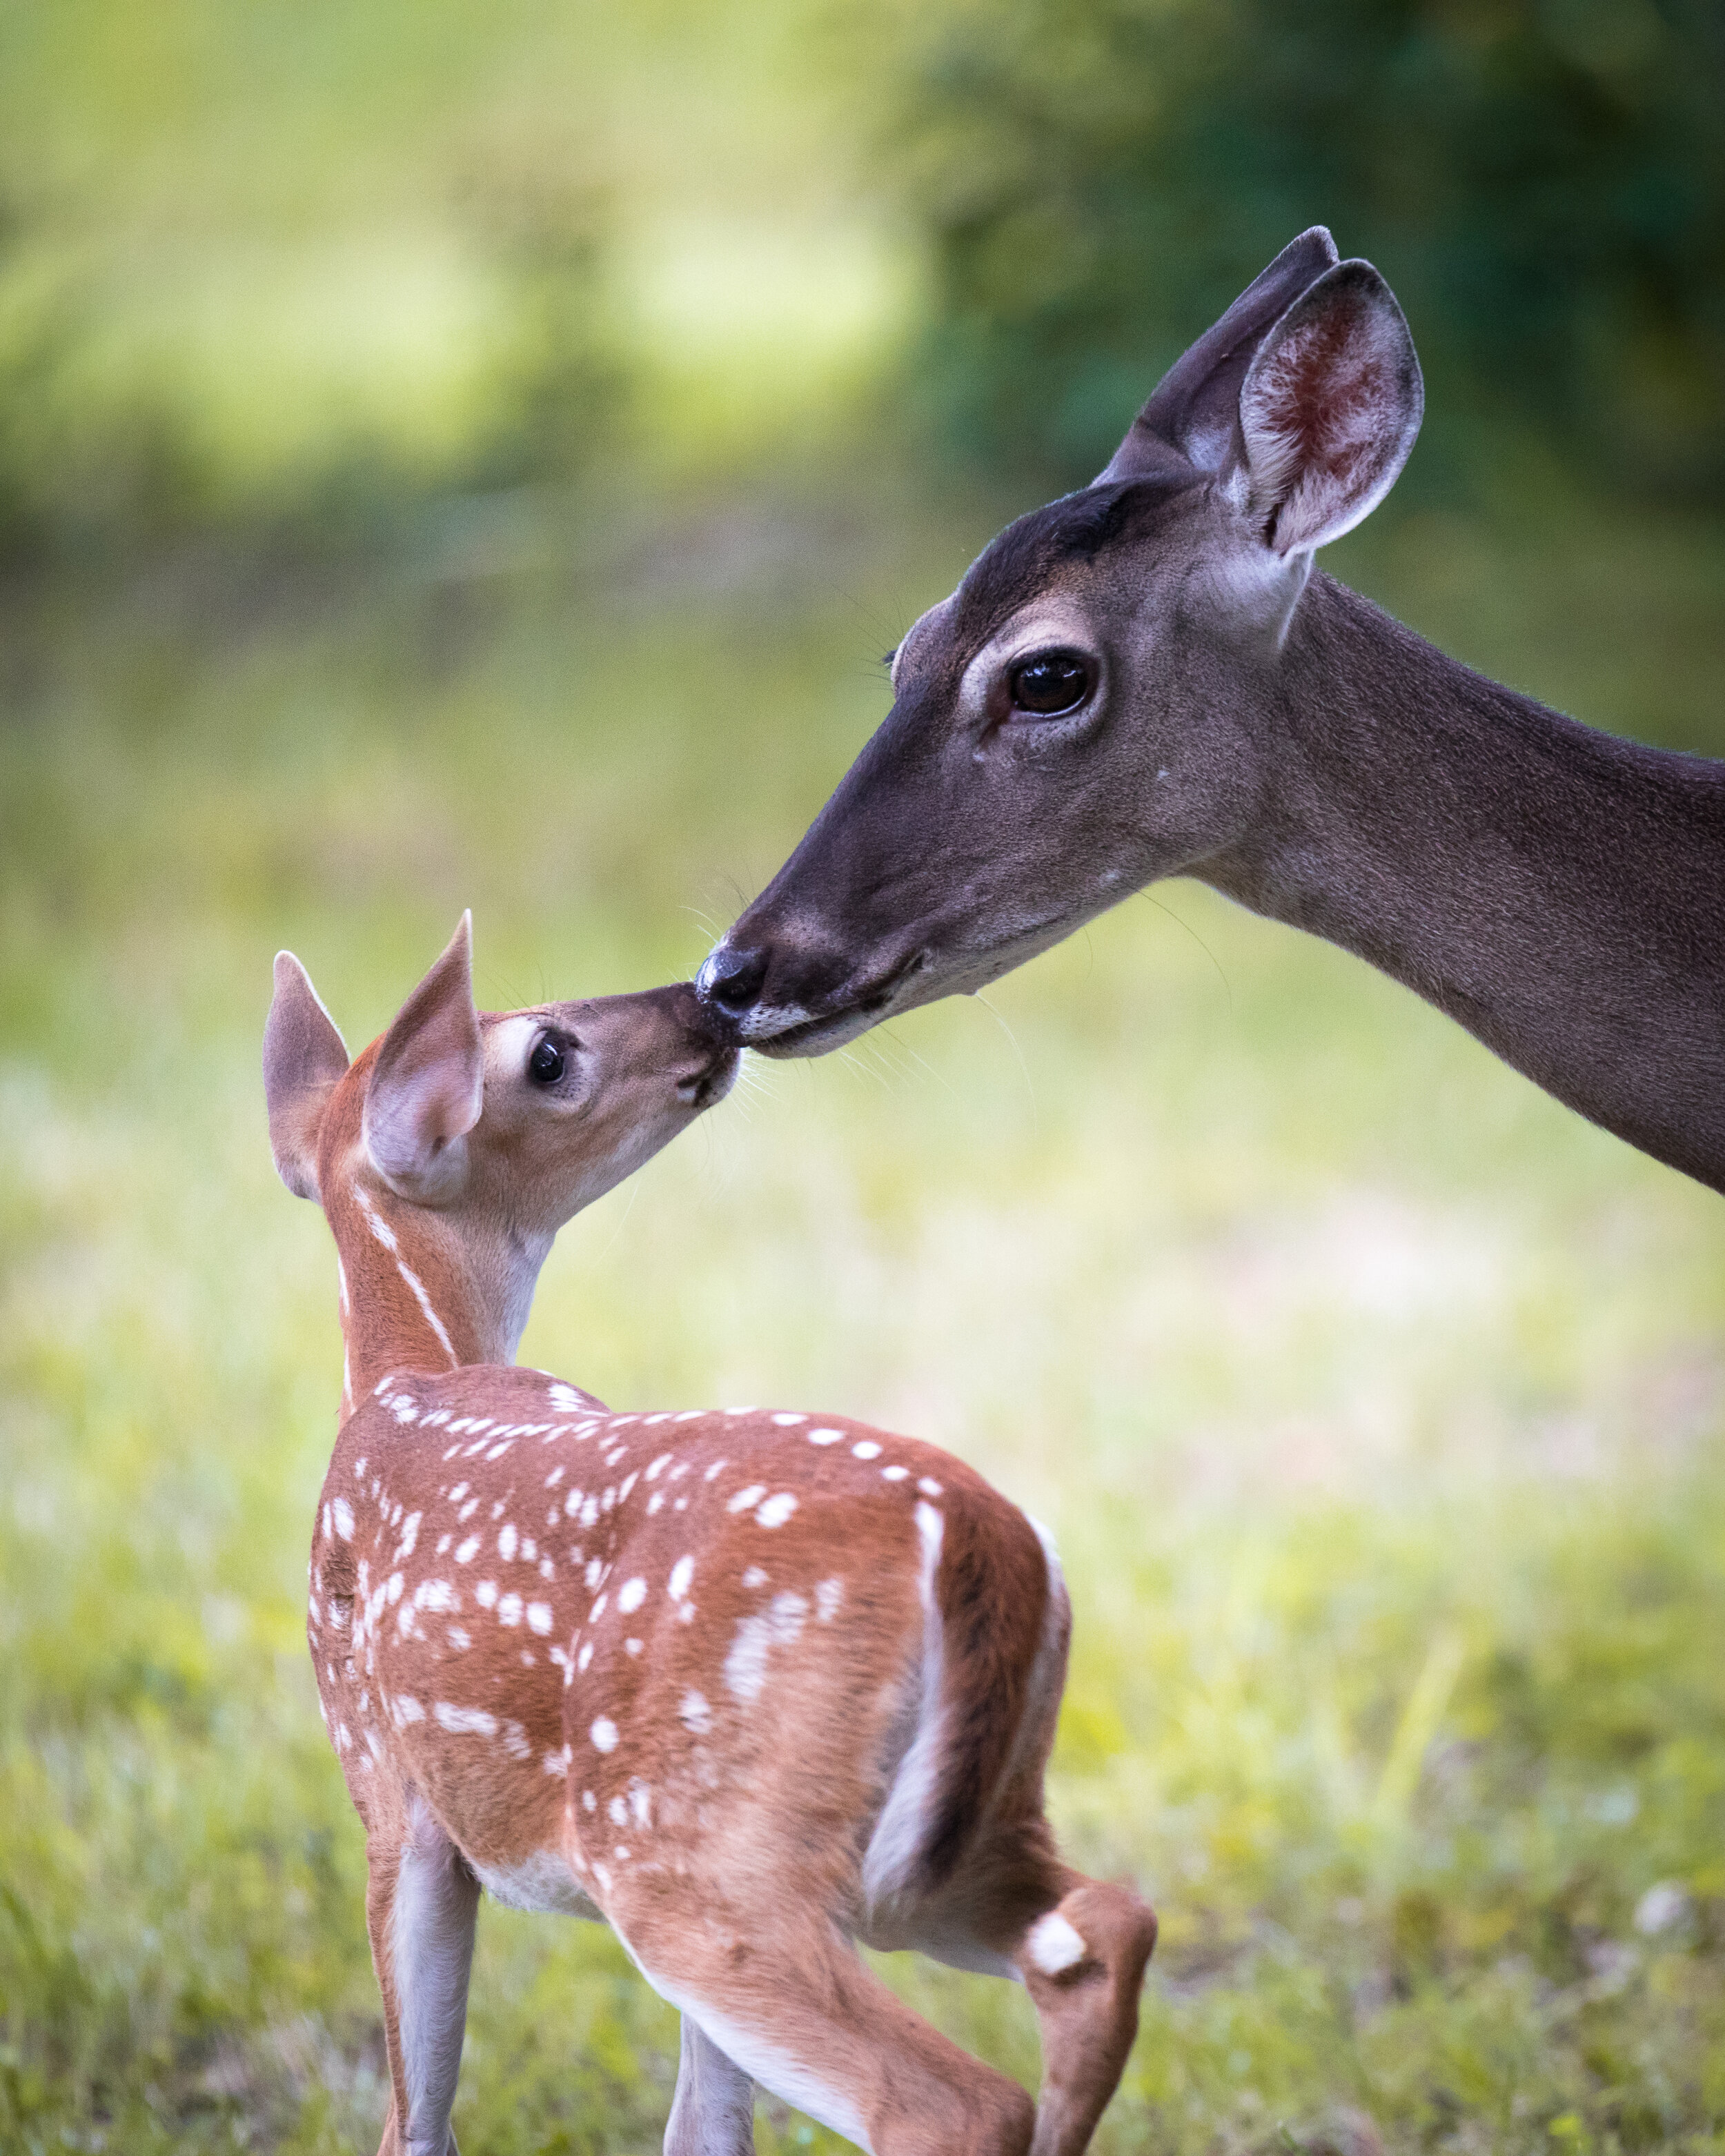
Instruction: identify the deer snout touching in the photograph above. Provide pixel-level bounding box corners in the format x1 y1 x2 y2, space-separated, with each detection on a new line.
697 931 931 1058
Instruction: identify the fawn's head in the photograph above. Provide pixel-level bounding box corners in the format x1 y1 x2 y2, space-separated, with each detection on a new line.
264 915 737 1396
699 228 1423 1056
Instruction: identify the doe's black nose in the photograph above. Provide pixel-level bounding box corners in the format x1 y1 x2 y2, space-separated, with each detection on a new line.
698 943 769 1014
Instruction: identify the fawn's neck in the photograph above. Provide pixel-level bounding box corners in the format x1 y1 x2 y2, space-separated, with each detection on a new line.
319 1120 549 1416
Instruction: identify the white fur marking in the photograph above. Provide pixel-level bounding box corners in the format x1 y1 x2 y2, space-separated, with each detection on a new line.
1026 1912 1088 1975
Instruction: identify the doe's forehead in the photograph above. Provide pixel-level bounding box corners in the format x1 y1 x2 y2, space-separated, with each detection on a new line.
945 474 1201 657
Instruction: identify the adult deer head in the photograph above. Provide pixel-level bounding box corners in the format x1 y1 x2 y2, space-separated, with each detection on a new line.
698 228 1423 1055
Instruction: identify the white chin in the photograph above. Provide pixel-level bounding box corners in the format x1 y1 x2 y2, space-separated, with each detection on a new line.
749 1004 889 1059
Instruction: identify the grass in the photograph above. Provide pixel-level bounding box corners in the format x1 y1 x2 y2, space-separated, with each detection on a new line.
1 485 1723 2155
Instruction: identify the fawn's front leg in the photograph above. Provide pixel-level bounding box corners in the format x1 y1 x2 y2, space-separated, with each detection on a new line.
664 2015 756 2155
367 1794 482 2156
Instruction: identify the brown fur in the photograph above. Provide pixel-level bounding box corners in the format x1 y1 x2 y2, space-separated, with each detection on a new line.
268 926 1156 2156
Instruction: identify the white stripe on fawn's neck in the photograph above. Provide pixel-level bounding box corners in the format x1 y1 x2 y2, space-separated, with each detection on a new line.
351 1183 458 1368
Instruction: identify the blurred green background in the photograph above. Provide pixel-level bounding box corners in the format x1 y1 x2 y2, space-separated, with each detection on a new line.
1 1 1722 2151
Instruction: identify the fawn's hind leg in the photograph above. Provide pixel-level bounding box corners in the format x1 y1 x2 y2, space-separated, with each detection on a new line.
1012 1872 1157 2156
664 2016 755 2155
618 1893 1034 2156
367 1794 482 2156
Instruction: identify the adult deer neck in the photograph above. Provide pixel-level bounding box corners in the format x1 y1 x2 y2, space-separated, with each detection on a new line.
1204 570 1725 1191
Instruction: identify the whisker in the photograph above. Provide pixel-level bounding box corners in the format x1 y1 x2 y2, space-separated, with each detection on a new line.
972 992 1038 1134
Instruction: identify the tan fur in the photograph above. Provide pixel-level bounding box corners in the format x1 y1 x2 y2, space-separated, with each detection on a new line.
272 924 1155 2156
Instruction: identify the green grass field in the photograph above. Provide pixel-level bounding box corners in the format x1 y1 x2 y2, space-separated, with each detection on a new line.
2 490 1723 2154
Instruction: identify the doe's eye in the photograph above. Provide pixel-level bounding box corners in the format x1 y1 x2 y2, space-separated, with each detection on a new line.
528 1036 566 1086
1007 649 1094 718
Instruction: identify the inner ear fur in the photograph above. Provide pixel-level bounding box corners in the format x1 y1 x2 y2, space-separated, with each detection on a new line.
264 952 350 1201
1236 258 1423 555
362 912 484 1202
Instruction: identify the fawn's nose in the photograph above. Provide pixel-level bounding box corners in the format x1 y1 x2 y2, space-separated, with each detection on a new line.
697 944 769 1021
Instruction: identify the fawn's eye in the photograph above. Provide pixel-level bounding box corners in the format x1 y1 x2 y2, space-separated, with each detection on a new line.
1007 649 1094 717
528 1036 566 1086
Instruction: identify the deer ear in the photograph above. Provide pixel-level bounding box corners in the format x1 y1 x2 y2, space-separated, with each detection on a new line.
362 913 484 1202
1099 226 1340 481
1234 259 1423 555
264 952 350 1201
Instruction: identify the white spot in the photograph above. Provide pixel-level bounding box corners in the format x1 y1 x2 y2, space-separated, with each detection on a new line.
755 1492 798 1529
475 1581 499 1608
668 1556 695 1601
815 1577 844 1623
609 1794 629 1824
433 1703 498 1737
497 1593 524 1627
629 1779 652 1828
918 1478 944 1498
578 1642 594 1672
724 1591 809 1702
770 1412 805 1427
851 1441 881 1461
617 1577 647 1614
546 1467 565 1489
332 1497 355 1541
582 1789 596 1811
446 1625 471 1650
542 1751 566 1776
392 1695 426 1726
455 1535 480 1564
808 1427 845 1446
727 1483 769 1514
680 1689 713 1734
624 1637 642 1654
498 1523 518 1562
590 1717 619 1752
526 1601 553 1634
645 1454 673 1481
1026 1912 1089 1976
413 1579 457 1613
742 1565 768 1590
880 1465 909 1483
548 1382 587 1415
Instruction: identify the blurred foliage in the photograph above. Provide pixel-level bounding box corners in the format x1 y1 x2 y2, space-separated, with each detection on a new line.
889 0 1725 497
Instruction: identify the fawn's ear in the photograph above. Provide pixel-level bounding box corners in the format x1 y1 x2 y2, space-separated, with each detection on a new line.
362 913 484 1203
1233 257 1423 555
264 952 350 1201
1099 227 1340 482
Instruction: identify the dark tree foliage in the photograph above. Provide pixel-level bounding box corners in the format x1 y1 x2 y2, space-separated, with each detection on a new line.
894 0 1725 500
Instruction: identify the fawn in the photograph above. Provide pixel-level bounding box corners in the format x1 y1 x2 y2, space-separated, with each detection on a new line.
264 913 1156 2156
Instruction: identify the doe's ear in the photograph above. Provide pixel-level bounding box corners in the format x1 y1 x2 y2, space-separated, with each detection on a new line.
362 913 484 1203
1235 258 1423 556
1100 226 1340 482
264 952 350 1200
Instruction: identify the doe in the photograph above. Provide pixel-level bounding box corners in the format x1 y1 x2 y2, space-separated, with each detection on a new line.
264 914 1156 2156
